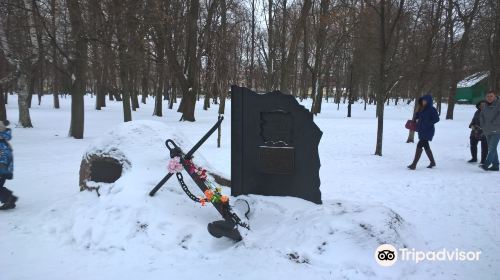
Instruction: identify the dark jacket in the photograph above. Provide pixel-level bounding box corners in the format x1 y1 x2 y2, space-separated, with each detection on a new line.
416 95 440 141
480 97 500 136
469 102 486 140
0 128 13 179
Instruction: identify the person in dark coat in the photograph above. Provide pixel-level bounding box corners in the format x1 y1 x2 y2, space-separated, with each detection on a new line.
480 91 500 171
0 120 17 210
408 94 440 170
468 100 488 164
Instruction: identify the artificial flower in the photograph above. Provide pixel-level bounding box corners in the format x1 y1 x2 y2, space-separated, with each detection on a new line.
167 157 184 173
204 189 214 200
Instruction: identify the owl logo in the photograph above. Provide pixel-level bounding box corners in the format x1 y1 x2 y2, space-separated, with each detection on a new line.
374 244 398 266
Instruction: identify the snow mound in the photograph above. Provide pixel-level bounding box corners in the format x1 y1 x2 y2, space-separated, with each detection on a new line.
44 120 418 279
80 120 218 193
61 193 416 278
83 120 173 175
242 196 417 278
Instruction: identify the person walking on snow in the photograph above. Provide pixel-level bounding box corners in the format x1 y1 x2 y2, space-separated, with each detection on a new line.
480 91 500 171
408 94 440 170
468 100 488 164
0 120 17 210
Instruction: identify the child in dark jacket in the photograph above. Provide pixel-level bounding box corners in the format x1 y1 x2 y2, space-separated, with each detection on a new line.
468 101 488 164
0 120 17 210
408 95 440 170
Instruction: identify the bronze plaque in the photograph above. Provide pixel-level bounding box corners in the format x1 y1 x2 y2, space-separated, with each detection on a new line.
259 146 295 174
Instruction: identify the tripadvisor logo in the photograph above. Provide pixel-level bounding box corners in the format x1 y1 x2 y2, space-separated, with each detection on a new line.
374 244 481 267
375 244 398 266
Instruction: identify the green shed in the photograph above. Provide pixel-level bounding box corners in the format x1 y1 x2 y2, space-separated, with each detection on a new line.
456 72 489 104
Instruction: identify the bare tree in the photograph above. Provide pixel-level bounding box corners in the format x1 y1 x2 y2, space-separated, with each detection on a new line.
369 0 406 156
175 0 200 121
310 0 331 114
0 0 496 135
445 0 481 120
67 0 87 138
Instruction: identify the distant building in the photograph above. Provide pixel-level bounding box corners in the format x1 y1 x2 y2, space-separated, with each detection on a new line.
456 72 489 104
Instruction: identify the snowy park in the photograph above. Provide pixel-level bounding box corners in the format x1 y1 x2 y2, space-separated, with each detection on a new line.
0 95 498 280
1 0 500 279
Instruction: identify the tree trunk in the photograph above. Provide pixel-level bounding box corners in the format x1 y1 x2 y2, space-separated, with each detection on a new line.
347 64 354 118
267 0 274 91
50 0 60 109
131 76 140 110
178 87 196 121
280 0 313 94
176 0 199 122
0 89 6 122
374 0 387 156
118 62 132 122
141 52 149 105
300 20 309 101
217 0 228 147
154 50 164 117
311 0 330 114
18 89 33 128
250 0 256 89
202 0 218 111
168 82 176 109
375 100 384 155
67 0 87 139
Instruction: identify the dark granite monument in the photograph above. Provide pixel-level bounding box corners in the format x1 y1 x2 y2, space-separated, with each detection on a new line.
231 86 323 204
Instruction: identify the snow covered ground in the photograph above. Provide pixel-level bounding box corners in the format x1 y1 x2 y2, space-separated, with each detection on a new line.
0 94 498 280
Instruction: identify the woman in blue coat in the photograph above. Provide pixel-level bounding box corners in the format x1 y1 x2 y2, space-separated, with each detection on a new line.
0 120 17 210
408 95 440 170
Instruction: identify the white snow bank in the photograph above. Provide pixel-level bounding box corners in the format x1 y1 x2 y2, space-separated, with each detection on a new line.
44 120 417 279
241 196 418 278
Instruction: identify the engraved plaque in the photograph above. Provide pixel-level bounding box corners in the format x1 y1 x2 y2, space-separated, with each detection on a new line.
259 146 295 174
260 111 293 144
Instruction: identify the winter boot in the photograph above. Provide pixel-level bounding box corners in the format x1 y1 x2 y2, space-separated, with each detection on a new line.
480 164 490 171
407 148 423 170
207 220 242 241
0 194 17 210
425 148 436 168
468 158 477 163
